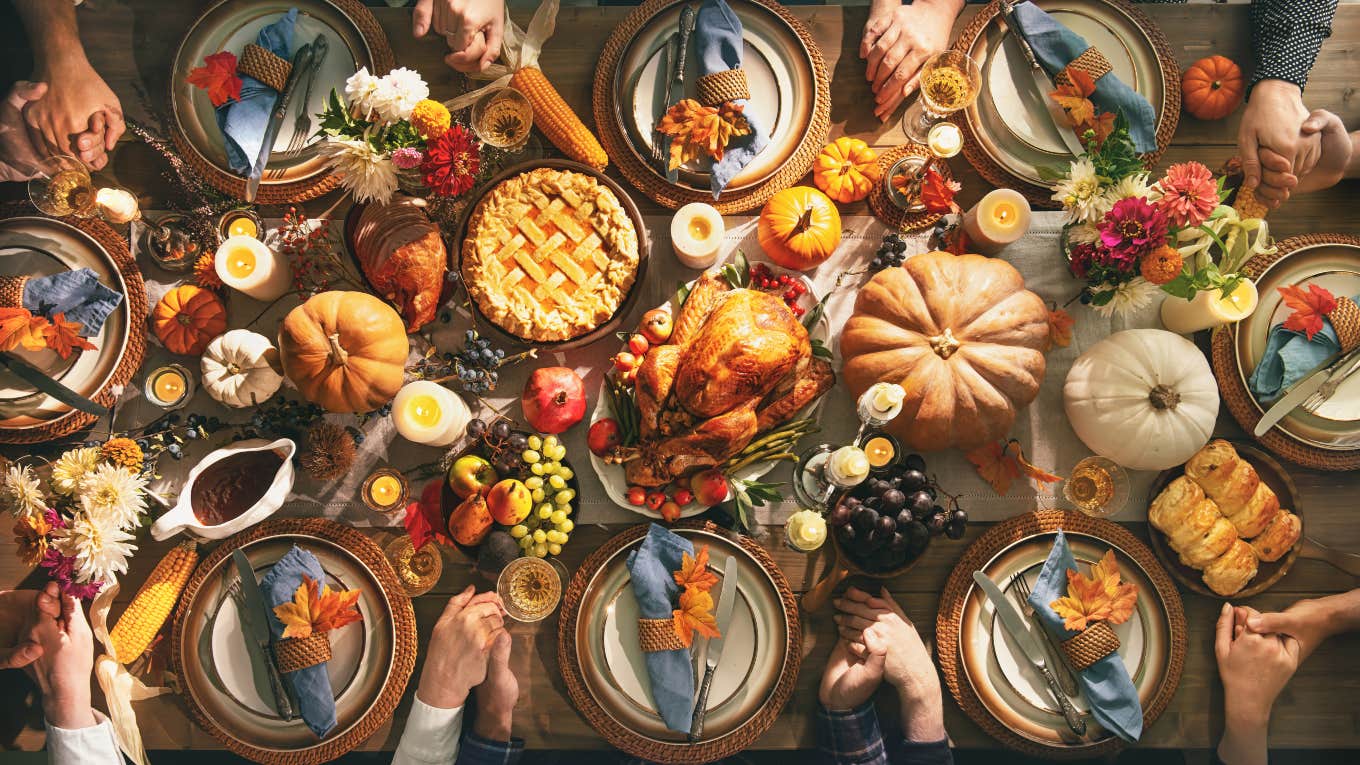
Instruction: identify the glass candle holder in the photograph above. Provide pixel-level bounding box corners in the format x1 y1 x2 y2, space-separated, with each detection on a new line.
384 535 443 597
362 467 410 514
792 443 835 510
218 208 265 242
143 364 193 410
885 155 931 212
1063 456 1130 518
857 431 901 474
497 556 564 622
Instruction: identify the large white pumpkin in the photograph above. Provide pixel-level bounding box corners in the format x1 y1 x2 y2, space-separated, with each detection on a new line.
201 329 285 408
1063 329 1219 471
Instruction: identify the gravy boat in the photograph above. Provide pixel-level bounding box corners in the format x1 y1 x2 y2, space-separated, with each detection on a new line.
151 438 296 541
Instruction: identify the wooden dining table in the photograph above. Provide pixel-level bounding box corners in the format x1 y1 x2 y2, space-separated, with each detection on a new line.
2 0 1359 757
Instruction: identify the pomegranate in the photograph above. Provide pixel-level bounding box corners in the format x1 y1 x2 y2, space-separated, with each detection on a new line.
588 417 623 456
521 367 586 434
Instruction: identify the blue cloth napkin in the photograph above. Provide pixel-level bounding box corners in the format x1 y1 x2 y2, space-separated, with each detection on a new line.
626 524 695 734
261 545 336 739
695 0 768 199
22 269 122 337
1011 1 1158 153
217 9 297 176
1026 531 1142 743
1247 302 1355 401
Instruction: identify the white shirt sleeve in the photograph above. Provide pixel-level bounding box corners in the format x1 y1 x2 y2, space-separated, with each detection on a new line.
391 699 465 765
45 712 124 765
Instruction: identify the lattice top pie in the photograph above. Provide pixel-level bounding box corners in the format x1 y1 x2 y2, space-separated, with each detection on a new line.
461 167 641 343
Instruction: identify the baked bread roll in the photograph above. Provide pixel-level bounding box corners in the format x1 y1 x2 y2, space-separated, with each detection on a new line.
1223 482 1280 538
1178 518 1238 569
1202 539 1258 597
1250 510 1301 562
352 195 447 332
1149 478 1238 569
1189 451 1260 516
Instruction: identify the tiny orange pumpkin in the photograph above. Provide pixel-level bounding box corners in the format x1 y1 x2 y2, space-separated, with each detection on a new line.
812 137 881 204
1182 56 1243 121
152 284 227 355
757 186 842 271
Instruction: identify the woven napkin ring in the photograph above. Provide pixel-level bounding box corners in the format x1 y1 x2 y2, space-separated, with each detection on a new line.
1329 296 1360 354
696 69 750 107
239 43 292 93
638 618 686 653
0 275 28 309
1060 620 1120 671
273 632 332 673
1055 47 1113 86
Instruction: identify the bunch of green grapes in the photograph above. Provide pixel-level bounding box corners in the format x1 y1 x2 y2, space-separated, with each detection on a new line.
508 434 576 558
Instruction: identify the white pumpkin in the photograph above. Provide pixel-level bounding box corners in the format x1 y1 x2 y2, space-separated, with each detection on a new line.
201 329 285 408
1063 329 1220 471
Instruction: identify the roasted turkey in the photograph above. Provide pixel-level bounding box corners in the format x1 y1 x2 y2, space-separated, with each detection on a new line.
619 270 835 486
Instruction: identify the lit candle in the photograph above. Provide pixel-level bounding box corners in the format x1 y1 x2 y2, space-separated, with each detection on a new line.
1160 279 1259 334
961 189 1031 254
144 364 193 409
857 382 905 427
214 235 291 301
785 508 828 552
826 445 871 489
927 122 963 159
392 381 470 447
362 467 410 513
862 435 897 469
670 202 725 269
218 209 264 241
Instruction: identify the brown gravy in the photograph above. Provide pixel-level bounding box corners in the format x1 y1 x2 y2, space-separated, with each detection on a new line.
191 450 284 526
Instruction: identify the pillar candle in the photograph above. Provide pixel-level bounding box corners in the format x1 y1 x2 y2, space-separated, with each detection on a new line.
392 381 470 447
961 189 1031 254
215 235 291 301
670 202 725 269
1160 279 1259 334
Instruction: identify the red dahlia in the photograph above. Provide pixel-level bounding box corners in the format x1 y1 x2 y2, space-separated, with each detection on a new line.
421 125 481 197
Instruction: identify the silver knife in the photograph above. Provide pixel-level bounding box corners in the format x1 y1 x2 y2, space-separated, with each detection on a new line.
232 549 295 720
0 351 108 416
974 571 1087 736
998 0 1086 158
245 42 315 202
664 5 698 183
1255 344 1360 436
689 554 739 741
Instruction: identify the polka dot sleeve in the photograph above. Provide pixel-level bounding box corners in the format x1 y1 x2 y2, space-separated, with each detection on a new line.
1249 0 1338 93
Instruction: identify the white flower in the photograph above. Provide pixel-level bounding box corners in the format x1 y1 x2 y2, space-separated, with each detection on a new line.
373 68 429 123
54 511 136 584
51 447 101 496
1 464 46 520
1106 172 1151 202
1066 223 1101 246
344 67 383 119
318 138 399 205
77 463 147 529
1093 277 1160 319
1052 158 1107 224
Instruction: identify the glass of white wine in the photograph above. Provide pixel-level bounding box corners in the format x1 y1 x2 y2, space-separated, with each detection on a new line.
28 155 97 218
472 86 535 153
497 556 564 623
901 51 982 144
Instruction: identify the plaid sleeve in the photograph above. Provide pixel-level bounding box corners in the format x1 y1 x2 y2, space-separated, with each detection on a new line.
816 702 888 765
453 732 525 765
1249 0 1337 91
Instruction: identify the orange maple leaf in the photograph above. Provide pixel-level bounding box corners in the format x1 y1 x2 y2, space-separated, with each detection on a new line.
920 168 962 215
41 313 95 359
673 545 719 593
672 586 721 648
1278 283 1336 341
1083 110 1117 147
1050 550 1138 632
272 575 363 639
187 51 243 107
967 439 1061 495
0 308 50 353
1050 68 1096 128
1047 307 1074 350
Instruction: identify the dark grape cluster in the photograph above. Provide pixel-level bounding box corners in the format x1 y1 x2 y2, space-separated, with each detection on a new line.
870 233 908 271
239 398 325 440
466 417 529 476
454 330 505 394
826 452 968 573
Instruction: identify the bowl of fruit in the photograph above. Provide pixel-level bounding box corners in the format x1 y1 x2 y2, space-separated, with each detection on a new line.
803 453 968 611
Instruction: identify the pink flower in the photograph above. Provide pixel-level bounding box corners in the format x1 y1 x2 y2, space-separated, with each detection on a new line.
1099 196 1168 261
39 548 103 600
1156 162 1218 228
391 147 424 170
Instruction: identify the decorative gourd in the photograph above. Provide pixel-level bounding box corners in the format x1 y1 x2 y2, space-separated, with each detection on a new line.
1064 329 1220 471
278 291 409 413
152 285 226 356
841 252 1049 451
1182 56 1243 121
757 186 841 271
812 138 880 204
201 329 284 408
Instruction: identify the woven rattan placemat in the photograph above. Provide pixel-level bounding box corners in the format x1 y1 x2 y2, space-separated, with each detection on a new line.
866 143 952 233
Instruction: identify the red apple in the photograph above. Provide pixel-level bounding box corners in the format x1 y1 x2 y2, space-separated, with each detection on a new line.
626 486 647 506
659 500 682 523
639 308 673 344
672 488 694 506
448 454 498 499
588 418 623 456
689 469 730 506
645 490 666 511
521 367 586 434
627 334 649 356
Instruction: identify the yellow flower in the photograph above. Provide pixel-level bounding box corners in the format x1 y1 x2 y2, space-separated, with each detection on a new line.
51 447 101 496
13 513 51 567
101 438 144 472
410 99 451 140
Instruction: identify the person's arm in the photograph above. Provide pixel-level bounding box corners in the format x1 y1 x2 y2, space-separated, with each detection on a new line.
1215 603 1302 765
46 710 131 765
1246 588 1360 659
1248 0 1338 94
817 701 889 765
455 631 524 765
393 700 467 765
861 0 965 122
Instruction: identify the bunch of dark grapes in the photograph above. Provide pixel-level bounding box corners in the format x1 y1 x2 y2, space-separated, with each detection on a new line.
454 330 505 394
748 263 808 317
467 417 528 476
239 398 326 441
120 412 226 463
826 452 968 573
870 233 908 271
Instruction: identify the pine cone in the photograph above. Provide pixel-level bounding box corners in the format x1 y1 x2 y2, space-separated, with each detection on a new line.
300 422 356 481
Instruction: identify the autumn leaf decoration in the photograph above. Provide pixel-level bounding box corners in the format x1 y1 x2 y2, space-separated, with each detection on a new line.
1047 306 1075 351
1049 550 1139 632
919 168 962 215
671 544 723 648
656 99 751 171
966 439 1062 496
272 575 363 640
1278 283 1337 341
1049 67 1115 148
0 308 94 359
187 51 243 107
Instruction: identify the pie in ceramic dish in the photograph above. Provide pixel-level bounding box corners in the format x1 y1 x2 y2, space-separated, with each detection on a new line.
461 167 641 343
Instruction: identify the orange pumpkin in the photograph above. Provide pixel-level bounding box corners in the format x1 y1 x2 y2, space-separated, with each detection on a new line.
812 137 880 203
152 285 226 355
757 186 842 271
1182 56 1243 121
277 291 410 413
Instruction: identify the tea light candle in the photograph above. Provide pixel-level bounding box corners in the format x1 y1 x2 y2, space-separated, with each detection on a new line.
1160 279 1259 334
144 364 193 409
670 202 725 269
392 381 470 447
859 432 899 471
218 209 264 241
362 467 409 513
785 508 828 552
826 445 871 489
215 235 291 301
962 189 1031 254
927 122 963 159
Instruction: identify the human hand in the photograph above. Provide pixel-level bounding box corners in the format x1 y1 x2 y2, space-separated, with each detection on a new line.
415 586 506 710
23 59 123 170
413 0 505 74
472 630 518 741
0 82 51 182
1292 110 1355 195
0 587 58 669
1216 602 1299 729
24 582 96 730
1237 79 1311 207
1243 596 1340 662
861 0 961 122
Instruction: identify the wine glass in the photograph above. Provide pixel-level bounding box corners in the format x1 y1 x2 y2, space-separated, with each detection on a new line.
27 155 97 218
1062 456 1130 518
901 51 982 144
471 86 535 153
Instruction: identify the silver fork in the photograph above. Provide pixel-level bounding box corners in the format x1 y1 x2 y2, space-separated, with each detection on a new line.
1013 572 1081 697
267 33 328 180
649 34 678 172
1302 351 1360 414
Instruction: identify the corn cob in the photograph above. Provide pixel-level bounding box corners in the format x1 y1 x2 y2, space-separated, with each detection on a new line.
1233 184 1269 219
108 541 198 663
510 66 609 171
